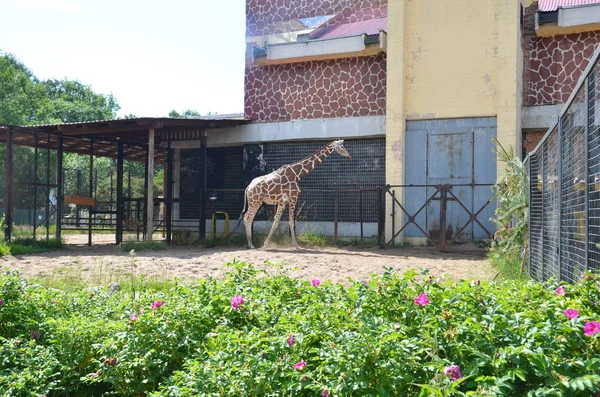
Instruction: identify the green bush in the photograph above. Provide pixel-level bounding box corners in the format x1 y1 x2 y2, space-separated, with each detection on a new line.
0 263 599 396
120 240 168 252
490 139 529 280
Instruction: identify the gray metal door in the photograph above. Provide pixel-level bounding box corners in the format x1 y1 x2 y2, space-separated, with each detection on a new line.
404 118 497 245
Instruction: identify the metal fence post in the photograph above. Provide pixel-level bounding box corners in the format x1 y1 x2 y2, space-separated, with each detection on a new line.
541 143 546 281
557 115 563 282
88 138 94 247
334 190 339 242
585 75 591 271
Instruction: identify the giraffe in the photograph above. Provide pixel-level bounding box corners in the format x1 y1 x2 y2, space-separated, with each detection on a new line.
242 140 352 249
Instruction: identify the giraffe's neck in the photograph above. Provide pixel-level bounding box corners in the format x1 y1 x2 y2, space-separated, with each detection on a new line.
290 145 334 180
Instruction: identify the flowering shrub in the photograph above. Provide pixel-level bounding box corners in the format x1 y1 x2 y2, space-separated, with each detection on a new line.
0 264 599 396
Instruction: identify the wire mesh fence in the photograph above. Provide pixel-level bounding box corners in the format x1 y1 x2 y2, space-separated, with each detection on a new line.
526 46 600 282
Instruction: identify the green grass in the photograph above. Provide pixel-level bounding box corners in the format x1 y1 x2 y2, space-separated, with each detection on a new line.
0 238 63 256
120 240 168 252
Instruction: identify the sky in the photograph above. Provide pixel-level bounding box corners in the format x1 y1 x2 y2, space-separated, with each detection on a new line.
0 0 246 118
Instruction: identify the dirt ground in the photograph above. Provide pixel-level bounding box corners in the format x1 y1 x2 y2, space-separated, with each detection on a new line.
1 234 495 285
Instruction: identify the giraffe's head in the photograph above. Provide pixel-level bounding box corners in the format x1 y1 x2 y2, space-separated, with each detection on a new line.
331 140 352 159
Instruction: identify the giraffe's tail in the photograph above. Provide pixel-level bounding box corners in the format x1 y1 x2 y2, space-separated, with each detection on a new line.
240 188 248 218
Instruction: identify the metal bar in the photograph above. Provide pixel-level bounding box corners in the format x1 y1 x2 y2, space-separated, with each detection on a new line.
116 142 124 245
541 139 546 281
585 75 591 272
4 127 13 242
391 190 396 242
76 169 81 226
558 114 563 281
55 134 63 241
378 186 386 248
199 130 207 241
359 190 363 241
528 158 532 278
88 138 93 247
438 185 448 251
334 190 339 242
33 134 38 239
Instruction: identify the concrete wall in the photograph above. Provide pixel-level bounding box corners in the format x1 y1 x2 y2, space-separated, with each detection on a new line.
170 115 385 148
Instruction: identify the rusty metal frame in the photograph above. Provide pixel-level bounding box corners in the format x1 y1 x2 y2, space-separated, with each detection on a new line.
387 183 496 251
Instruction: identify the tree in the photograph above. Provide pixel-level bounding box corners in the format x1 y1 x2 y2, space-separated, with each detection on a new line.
0 50 120 126
168 109 201 118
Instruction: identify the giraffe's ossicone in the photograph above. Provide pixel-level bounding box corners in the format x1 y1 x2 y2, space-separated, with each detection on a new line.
242 140 351 249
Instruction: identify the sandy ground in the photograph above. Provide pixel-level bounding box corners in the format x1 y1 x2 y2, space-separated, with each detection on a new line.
1 235 495 285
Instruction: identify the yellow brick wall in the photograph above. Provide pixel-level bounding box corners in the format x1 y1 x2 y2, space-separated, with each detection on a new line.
385 0 522 243
404 0 499 119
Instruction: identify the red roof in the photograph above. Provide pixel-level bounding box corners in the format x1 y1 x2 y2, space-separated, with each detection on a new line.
309 17 387 40
538 0 600 11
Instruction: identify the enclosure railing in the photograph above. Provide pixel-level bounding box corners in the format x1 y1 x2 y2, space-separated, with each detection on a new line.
168 187 387 247
525 45 600 283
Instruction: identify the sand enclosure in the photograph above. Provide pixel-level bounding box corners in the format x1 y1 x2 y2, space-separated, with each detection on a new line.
1 238 494 285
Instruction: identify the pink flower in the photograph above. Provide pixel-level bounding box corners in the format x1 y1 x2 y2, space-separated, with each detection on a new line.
414 293 430 306
555 285 566 296
287 334 295 347
312 279 320 287
139 307 144 315
30 330 40 340
130 313 138 322
0 299 4 306
322 390 330 397
294 360 307 371
231 295 245 309
564 309 579 319
151 300 164 309
301 376 307 381
444 364 463 381
584 321 600 336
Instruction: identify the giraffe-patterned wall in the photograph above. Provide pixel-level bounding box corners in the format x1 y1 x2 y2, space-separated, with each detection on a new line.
245 0 387 122
246 0 386 37
245 55 387 122
523 2 600 106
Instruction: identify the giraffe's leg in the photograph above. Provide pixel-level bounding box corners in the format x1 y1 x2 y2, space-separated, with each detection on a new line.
289 199 300 249
243 204 260 249
262 204 285 249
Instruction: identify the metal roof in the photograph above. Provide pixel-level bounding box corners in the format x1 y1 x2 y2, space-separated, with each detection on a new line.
538 0 600 11
309 17 387 40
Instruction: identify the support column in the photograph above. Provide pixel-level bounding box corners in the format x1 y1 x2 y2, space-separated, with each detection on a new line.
198 130 207 241
88 138 94 247
166 144 173 243
385 0 406 244
173 149 181 222
116 142 124 245
146 128 155 241
55 134 63 241
4 127 14 242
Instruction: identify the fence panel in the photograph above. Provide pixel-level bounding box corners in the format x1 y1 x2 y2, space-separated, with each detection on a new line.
529 150 543 281
527 46 600 282
560 86 587 283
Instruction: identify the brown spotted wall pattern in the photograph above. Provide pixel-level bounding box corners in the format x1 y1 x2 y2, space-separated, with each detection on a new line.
244 54 387 121
523 2 600 106
246 0 386 37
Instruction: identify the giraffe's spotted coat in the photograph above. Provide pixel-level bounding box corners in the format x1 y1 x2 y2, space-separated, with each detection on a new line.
243 140 352 249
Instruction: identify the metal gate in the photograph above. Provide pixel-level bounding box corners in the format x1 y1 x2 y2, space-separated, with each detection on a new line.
398 117 498 249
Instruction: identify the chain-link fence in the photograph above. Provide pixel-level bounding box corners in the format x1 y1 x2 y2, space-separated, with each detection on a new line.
526 46 600 282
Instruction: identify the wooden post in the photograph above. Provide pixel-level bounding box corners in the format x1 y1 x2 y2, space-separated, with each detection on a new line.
4 127 13 242
55 133 63 241
146 128 155 241
88 138 94 246
166 145 173 243
116 143 124 245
